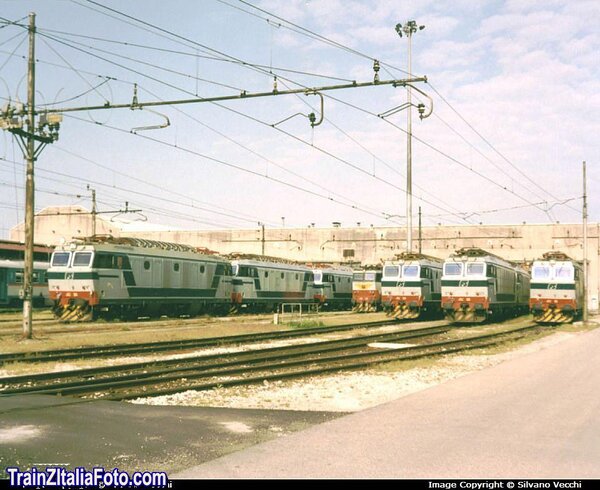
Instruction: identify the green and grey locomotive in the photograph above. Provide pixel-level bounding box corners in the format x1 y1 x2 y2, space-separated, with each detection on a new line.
529 251 584 323
381 252 443 319
230 254 315 312
441 247 530 323
48 236 232 322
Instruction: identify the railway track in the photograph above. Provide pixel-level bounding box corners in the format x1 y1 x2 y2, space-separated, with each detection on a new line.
0 323 544 401
0 318 400 364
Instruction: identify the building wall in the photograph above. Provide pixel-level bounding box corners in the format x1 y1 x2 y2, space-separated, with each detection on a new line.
9 206 123 246
10 211 600 312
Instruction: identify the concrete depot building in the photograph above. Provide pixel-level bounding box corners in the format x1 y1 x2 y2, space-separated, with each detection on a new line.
9 205 600 313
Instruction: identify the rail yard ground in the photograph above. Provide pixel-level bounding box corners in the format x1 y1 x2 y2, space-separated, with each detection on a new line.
0 310 598 476
1 310 597 408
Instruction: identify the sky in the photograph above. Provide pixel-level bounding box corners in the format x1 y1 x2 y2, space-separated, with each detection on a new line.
0 0 598 238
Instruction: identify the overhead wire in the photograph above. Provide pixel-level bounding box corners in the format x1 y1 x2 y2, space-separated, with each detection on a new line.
68 1 545 222
137 84 395 219
48 145 277 225
32 31 434 223
63 113 413 224
35 26 356 83
9 2 564 227
37 29 462 222
0 31 27 75
227 0 574 214
0 156 270 229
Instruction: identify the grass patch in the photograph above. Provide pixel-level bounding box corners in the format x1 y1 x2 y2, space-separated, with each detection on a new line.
285 320 326 329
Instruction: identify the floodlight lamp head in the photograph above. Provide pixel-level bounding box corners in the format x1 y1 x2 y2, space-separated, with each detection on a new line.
395 23 403 37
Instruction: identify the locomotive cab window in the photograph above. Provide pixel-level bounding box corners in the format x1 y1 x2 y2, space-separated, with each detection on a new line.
51 252 71 267
402 265 419 278
555 263 573 280
532 265 550 280
383 266 400 278
444 263 462 276
466 263 485 276
73 252 93 267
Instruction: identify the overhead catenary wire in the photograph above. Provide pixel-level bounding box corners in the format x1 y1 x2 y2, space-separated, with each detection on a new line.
62 113 415 225
3 1 576 232
35 29 468 222
0 157 272 229
0 156 579 222
0 155 276 227
64 2 555 221
224 0 574 213
137 84 397 220
48 23 519 225
34 26 356 83
29 31 465 223
4 30 422 226
48 146 274 225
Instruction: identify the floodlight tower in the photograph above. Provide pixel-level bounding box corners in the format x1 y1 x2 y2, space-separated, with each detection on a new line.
396 20 425 252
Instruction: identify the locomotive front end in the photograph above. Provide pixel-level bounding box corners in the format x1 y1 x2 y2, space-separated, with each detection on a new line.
351 269 382 312
381 263 422 319
48 244 100 322
530 254 582 323
441 260 489 323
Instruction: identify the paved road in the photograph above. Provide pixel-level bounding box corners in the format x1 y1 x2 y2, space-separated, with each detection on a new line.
0 395 341 478
176 327 600 478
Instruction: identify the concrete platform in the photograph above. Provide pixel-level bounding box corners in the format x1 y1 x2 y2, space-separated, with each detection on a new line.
176 327 600 479
0 395 342 477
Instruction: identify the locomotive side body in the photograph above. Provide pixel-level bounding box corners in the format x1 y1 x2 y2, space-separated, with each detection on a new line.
230 259 314 311
530 252 583 323
311 268 353 309
381 253 443 320
0 260 50 307
48 237 232 322
441 248 530 323
352 269 382 312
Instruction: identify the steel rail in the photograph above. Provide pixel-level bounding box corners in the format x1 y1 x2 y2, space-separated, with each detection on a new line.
0 319 401 364
106 324 541 401
0 325 448 396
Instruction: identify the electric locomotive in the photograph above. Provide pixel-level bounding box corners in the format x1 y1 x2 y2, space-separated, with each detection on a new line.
352 266 382 312
229 254 314 312
441 247 530 323
48 236 232 322
529 251 584 323
311 266 353 309
381 252 443 319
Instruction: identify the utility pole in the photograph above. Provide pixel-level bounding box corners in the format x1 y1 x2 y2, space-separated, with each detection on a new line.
259 223 265 255
22 12 36 339
87 184 97 236
418 206 422 255
396 20 425 253
0 13 61 338
583 160 588 323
